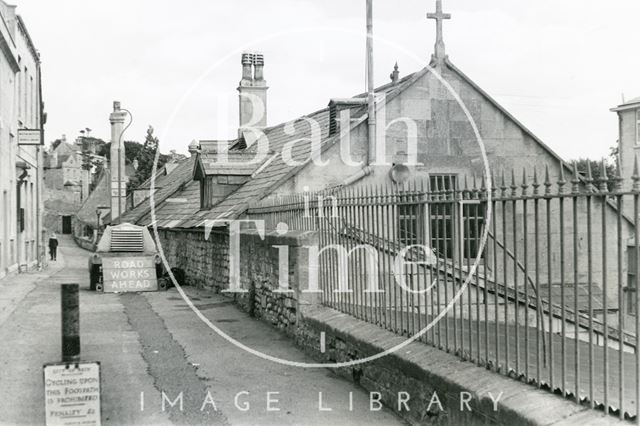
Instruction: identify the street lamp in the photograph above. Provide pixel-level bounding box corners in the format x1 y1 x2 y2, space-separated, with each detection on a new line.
95 205 109 233
95 208 101 231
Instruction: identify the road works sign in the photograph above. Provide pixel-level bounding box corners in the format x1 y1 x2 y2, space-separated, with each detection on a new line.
102 256 158 292
43 362 101 426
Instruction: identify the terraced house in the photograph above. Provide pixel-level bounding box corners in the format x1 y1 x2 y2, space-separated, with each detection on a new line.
0 0 45 278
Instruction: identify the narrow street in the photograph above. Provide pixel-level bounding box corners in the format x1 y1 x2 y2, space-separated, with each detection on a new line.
0 236 402 425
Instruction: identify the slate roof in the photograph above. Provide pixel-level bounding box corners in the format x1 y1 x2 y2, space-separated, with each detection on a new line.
195 151 268 177
138 180 201 228
138 68 421 230
539 282 615 313
76 169 111 226
136 161 185 190
117 156 196 225
136 58 599 232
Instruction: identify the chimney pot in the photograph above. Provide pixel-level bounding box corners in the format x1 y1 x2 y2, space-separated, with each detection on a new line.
241 53 254 82
390 62 399 84
241 52 254 65
237 52 268 137
188 139 200 156
253 53 265 80
113 101 121 111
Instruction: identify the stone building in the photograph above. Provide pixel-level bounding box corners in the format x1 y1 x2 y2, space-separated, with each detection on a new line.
612 96 640 191
119 3 631 318
44 140 82 195
0 1 45 277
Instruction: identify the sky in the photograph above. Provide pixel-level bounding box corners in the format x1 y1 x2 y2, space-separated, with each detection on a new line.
13 0 640 160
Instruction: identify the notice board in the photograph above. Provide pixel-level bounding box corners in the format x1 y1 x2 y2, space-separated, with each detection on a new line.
44 362 101 426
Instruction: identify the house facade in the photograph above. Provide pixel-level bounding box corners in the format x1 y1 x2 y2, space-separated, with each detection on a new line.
0 0 45 277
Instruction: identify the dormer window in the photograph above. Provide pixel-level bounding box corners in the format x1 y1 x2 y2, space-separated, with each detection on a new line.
193 149 267 210
200 177 214 209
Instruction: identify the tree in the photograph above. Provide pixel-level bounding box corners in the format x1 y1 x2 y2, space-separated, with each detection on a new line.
572 144 619 192
96 127 170 191
51 139 63 151
128 126 169 189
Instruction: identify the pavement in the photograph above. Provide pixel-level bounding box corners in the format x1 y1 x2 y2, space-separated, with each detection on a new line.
0 236 402 426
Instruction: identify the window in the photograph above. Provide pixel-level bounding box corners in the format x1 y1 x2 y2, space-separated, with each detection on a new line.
461 202 486 259
200 177 213 209
398 202 421 246
429 175 456 258
30 76 34 126
21 66 27 121
428 174 486 260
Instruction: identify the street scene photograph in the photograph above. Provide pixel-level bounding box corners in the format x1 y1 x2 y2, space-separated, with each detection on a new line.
1 0 640 425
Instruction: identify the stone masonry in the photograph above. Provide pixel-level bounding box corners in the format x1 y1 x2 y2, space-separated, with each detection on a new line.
157 227 619 424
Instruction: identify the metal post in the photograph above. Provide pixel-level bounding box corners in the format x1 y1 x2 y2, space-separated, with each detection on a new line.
61 284 80 362
366 0 375 165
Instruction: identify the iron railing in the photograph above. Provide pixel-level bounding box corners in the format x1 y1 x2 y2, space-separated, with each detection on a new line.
245 161 640 422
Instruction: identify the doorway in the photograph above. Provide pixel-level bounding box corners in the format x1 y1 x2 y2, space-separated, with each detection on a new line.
62 216 72 234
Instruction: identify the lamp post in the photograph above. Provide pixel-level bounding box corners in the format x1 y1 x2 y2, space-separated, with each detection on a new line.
95 205 108 243
95 209 101 231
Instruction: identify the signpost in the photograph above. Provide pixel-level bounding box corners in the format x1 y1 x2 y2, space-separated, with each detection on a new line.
101 256 158 292
44 362 101 426
18 128 43 145
44 284 101 426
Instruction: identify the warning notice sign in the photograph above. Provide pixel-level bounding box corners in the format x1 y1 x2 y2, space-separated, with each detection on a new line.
102 256 158 293
43 362 101 426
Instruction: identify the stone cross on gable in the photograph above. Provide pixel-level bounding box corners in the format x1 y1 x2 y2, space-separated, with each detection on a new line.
427 0 451 61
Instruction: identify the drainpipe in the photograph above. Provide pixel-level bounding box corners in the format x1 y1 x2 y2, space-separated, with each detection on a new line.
366 0 375 166
36 59 44 269
342 165 373 186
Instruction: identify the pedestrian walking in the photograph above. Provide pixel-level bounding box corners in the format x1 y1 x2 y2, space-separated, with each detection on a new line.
49 233 59 261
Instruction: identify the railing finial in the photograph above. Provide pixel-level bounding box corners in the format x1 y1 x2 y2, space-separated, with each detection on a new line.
500 168 508 197
599 158 609 193
557 161 566 194
532 166 540 196
544 164 552 195
571 161 580 194
585 160 594 193
614 156 624 192
521 167 529 196
510 168 518 197
490 169 497 197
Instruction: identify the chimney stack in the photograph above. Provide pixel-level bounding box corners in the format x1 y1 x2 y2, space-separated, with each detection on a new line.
188 139 199 157
237 52 268 139
109 100 128 222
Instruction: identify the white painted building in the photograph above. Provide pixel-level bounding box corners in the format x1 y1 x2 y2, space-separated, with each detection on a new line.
0 1 45 277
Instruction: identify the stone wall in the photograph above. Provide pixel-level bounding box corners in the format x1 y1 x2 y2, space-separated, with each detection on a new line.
235 229 318 335
155 224 622 424
157 228 229 290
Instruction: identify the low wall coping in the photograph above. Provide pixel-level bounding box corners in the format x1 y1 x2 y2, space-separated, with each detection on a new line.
302 306 624 426
240 229 318 247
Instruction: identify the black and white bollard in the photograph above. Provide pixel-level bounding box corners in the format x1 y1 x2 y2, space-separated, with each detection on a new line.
61 284 80 362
